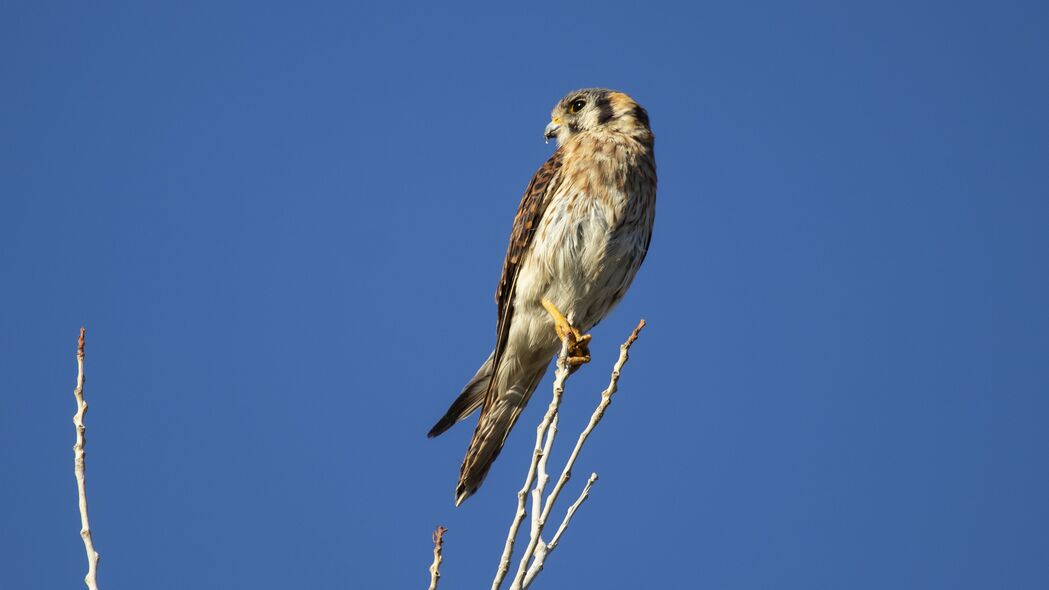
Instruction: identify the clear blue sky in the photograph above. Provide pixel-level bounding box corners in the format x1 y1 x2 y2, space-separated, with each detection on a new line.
2 1 1047 588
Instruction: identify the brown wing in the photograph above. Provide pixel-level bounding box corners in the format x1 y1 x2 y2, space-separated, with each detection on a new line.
452 149 565 504
492 148 564 369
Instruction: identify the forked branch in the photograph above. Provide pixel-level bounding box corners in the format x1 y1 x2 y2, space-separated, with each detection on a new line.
492 319 646 590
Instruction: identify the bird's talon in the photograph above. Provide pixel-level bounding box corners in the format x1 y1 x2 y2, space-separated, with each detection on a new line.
541 298 593 351
541 298 576 343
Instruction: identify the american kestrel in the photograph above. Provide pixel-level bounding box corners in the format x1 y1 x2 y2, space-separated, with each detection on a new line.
429 89 657 505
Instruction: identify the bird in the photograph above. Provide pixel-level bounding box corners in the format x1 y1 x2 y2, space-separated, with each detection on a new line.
428 88 657 505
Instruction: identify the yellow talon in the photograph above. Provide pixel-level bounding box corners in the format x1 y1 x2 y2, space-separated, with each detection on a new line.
541 298 571 340
541 298 592 370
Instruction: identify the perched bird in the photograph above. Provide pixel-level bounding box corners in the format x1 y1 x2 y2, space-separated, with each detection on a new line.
429 89 657 505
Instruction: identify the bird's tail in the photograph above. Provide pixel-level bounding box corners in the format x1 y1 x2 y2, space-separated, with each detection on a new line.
428 352 495 438
454 358 550 505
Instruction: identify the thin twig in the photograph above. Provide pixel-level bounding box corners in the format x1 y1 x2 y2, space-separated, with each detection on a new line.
548 472 598 551
530 410 558 538
538 319 645 528
428 526 447 590
72 327 100 590
491 336 572 590
509 326 576 590
522 473 598 588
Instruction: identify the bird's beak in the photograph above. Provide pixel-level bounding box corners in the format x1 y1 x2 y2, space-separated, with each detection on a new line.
544 117 561 143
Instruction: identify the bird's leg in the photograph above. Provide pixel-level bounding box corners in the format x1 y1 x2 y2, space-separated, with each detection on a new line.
540 298 591 368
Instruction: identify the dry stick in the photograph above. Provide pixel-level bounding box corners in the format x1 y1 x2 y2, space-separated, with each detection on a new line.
72 327 100 590
522 473 598 588
531 407 559 539
491 336 573 590
547 472 599 552
508 329 576 590
517 319 646 589
523 394 561 582
428 526 447 590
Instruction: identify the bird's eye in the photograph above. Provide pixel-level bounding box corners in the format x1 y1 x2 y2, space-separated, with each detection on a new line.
569 99 586 113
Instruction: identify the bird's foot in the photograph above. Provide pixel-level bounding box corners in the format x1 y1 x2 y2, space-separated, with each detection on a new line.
540 298 591 368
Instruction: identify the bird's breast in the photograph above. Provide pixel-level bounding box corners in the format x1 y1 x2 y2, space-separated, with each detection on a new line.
516 135 656 330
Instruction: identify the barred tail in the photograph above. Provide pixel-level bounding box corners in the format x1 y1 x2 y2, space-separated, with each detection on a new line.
454 360 549 505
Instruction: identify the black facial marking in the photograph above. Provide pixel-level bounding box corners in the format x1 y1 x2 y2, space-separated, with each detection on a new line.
633 104 650 128
568 122 582 133
597 94 614 125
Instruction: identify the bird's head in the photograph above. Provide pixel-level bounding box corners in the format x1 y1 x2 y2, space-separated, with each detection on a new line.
543 88 652 146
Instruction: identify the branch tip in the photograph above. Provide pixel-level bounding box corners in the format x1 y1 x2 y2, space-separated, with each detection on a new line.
428 525 447 590
625 319 645 347
72 327 99 590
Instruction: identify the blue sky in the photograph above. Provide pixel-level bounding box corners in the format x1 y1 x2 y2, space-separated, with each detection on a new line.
2 1 1047 588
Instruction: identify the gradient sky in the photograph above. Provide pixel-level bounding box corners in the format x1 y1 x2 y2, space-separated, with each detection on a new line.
2 1 1048 588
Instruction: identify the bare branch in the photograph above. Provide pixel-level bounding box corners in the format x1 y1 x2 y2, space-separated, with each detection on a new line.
72 327 100 590
522 473 598 588
428 526 447 590
491 336 573 590
504 319 645 590
547 473 598 554
509 333 574 589
538 319 645 529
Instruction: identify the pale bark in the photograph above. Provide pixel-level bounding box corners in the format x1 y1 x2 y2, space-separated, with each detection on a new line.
495 319 645 590
72 327 100 590
428 526 447 590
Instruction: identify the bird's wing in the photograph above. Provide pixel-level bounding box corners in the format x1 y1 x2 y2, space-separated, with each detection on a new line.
454 149 565 503
491 148 564 389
